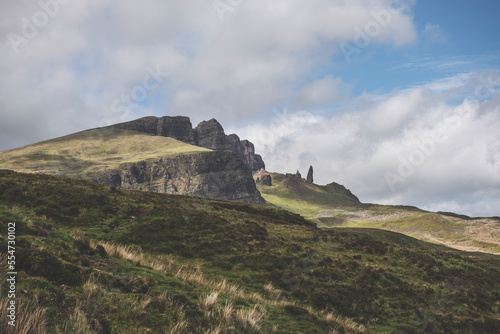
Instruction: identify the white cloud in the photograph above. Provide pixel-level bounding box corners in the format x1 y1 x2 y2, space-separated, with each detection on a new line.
0 0 417 147
423 23 446 43
237 71 500 217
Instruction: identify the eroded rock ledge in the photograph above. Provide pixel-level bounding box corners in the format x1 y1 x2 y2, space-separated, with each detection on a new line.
109 116 265 173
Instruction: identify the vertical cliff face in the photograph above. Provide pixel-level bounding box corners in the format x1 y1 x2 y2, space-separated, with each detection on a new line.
157 116 196 144
111 116 196 144
109 116 265 173
89 151 265 204
194 119 265 172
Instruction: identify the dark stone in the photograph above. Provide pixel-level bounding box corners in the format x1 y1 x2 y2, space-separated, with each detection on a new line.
194 119 265 172
194 119 227 150
109 116 265 173
306 166 313 183
261 174 272 186
90 151 265 204
111 116 195 144
157 116 195 144
254 169 272 186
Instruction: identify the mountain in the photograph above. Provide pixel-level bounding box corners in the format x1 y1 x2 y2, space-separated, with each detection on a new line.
109 116 265 172
257 172 500 255
1 170 499 333
0 117 265 204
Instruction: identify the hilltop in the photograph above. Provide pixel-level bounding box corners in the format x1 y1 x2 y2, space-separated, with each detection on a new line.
0 117 265 204
1 170 499 333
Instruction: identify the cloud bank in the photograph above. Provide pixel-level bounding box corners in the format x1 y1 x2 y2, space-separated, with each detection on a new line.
236 71 500 217
0 0 416 146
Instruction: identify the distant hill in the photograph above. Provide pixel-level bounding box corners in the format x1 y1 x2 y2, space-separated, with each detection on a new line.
1 170 499 333
257 172 500 254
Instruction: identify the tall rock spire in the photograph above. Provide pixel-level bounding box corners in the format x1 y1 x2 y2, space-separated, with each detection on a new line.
306 165 313 183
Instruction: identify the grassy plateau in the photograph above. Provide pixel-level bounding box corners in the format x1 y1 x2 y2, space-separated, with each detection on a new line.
0 127 211 179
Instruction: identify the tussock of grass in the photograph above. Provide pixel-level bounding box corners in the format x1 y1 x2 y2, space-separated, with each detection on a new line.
235 305 267 332
0 298 47 334
56 309 93 334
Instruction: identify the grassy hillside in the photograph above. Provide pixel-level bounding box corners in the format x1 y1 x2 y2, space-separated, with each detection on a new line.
258 173 500 254
0 127 211 178
1 170 500 333
257 173 362 217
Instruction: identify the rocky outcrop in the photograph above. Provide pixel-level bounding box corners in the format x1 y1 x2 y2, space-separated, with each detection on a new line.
325 182 360 202
109 116 265 172
306 166 314 183
88 151 265 204
194 119 265 172
111 116 196 144
254 168 272 186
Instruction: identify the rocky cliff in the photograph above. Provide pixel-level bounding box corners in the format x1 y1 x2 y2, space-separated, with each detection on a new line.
0 124 265 205
109 116 265 172
88 150 265 204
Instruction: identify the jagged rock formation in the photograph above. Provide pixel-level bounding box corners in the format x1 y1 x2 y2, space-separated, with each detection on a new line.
111 116 196 144
306 166 313 183
110 116 265 172
89 151 265 204
254 168 272 186
194 119 265 173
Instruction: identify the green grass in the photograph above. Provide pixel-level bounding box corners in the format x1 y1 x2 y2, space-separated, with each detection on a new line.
1 170 500 333
259 173 500 255
0 127 210 178
257 173 361 218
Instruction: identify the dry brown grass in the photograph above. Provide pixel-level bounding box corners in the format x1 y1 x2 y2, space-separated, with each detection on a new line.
90 240 174 273
263 282 282 300
235 305 266 332
0 298 48 334
56 309 93 334
0 253 6 293
127 296 152 319
88 239 367 333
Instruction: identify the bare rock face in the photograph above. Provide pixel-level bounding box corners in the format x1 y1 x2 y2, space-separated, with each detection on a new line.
306 166 314 183
89 151 265 204
157 116 195 144
254 168 272 186
194 119 265 173
194 119 227 150
112 116 195 144
102 116 267 204
110 116 265 173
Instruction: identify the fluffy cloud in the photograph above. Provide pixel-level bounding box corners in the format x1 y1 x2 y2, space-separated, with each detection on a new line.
236 71 500 217
0 0 416 148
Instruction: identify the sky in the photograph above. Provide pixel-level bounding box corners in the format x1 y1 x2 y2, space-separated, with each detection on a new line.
1 0 499 217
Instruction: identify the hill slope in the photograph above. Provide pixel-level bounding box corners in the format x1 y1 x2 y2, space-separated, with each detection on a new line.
257 173 500 254
0 127 211 177
1 170 499 333
0 127 264 204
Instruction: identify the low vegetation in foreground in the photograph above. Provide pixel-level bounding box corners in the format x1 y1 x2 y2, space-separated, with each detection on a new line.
1 170 500 333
